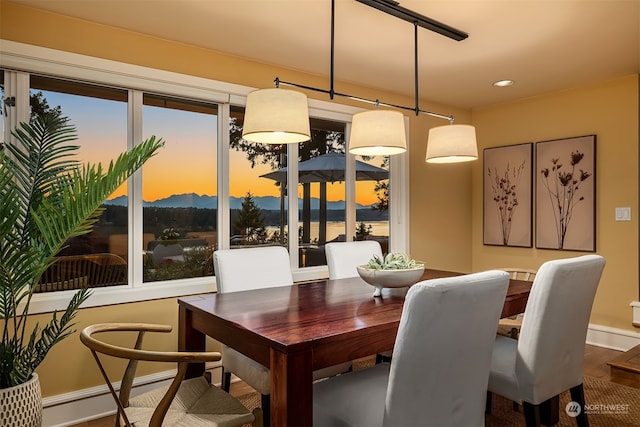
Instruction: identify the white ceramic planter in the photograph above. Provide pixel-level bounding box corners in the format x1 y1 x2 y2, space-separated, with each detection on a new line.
357 265 425 297
0 373 43 427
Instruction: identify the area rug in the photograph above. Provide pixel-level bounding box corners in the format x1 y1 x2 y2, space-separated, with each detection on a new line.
237 375 640 426
486 375 640 426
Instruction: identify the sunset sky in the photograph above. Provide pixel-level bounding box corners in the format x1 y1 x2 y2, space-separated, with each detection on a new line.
40 90 380 206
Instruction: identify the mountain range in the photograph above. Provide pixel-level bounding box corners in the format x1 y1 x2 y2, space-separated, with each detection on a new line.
105 193 373 210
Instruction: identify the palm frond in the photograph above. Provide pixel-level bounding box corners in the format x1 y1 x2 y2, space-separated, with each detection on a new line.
3 114 79 250
30 137 163 256
28 288 92 375
0 110 164 388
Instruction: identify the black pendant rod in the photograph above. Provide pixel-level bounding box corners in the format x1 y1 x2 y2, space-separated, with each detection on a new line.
414 22 419 116
276 77 452 121
330 0 335 99
274 0 463 123
355 0 468 41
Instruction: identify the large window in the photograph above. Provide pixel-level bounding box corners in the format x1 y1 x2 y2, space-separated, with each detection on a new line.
29 76 129 292
227 113 390 269
298 120 348 268
142 94 218 282
0 41 408 312
228 106 288 248
355 155 390 253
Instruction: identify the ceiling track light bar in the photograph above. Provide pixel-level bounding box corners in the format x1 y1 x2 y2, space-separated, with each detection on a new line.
244 0 476 160
275 77 452 122
355 0 469 41
271 0 466 123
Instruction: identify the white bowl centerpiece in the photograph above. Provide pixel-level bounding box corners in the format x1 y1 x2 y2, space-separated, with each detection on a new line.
357 253 425 297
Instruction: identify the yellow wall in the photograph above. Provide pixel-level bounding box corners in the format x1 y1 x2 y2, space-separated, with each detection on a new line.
471 75 640 330
29 299 181 396
1 1 472 397
4 1 638 401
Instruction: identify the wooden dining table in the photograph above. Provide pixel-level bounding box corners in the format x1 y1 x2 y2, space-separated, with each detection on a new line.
178 268 532 426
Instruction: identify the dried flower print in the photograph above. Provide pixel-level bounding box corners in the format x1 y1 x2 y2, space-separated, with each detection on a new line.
488 161 526 245
540 150 592 249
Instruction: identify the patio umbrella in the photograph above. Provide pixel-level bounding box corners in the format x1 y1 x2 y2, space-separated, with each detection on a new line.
260 152 388 246
259 152 388 183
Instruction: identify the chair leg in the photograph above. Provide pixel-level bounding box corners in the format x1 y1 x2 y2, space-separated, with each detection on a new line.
485 391 493 414
261 394 270 427
569 384 589 427
540 395 560 426
221 367 232 392
522 401 542 427
376 353 392 364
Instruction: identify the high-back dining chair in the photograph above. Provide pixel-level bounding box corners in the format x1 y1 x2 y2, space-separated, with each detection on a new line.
80 323 259 427
497 268 537 339
325 240 391 362
314 270 510 426
325 240 383 280
214 245 350 426
486 255 606 427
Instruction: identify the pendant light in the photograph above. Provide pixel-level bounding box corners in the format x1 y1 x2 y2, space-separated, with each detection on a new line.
349 109 407 156
244 0 476 160
425 123 478 163
242 86 311 144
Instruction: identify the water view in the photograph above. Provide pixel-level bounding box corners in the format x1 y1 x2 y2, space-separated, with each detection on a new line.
266 220 389 243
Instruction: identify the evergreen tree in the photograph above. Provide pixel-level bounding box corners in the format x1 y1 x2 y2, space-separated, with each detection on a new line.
373 156 389 211
233 192 267 243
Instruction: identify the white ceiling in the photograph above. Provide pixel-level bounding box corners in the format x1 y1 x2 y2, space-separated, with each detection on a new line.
9 0 640 109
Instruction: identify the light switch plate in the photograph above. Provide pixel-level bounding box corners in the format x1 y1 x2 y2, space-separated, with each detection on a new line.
615 207 631 221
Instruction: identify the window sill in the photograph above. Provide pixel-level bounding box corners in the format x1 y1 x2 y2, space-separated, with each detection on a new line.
28 279 216 314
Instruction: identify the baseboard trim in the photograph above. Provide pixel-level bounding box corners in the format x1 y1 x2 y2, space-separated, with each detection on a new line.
586 323 640 352
44 323 640 426
632 301 640 327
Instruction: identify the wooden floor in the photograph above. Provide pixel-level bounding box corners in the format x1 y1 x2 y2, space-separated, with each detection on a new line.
608 344 640 388
71 344 635 427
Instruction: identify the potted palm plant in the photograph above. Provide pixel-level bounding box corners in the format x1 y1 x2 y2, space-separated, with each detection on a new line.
0 110 163 426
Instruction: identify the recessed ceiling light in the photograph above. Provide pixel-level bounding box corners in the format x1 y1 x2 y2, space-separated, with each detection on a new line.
493 79 515 87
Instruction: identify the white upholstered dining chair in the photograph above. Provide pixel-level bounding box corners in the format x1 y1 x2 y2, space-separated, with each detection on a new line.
325 240 383 280
214 245 350 425
325 240 392 363
486 255 606 427
314 270 510 427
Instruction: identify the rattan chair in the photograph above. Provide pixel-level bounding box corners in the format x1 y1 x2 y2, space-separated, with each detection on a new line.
80 323 261 427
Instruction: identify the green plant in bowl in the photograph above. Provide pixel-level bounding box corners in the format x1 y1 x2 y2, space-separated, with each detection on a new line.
365 253 422 270
358 253 425 297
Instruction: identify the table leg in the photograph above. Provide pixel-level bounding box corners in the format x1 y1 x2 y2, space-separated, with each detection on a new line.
270 348 313 426
178 304 206 379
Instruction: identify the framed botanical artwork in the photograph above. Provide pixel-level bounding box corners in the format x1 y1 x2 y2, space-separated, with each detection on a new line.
483 143 533 247
535 135 596 251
